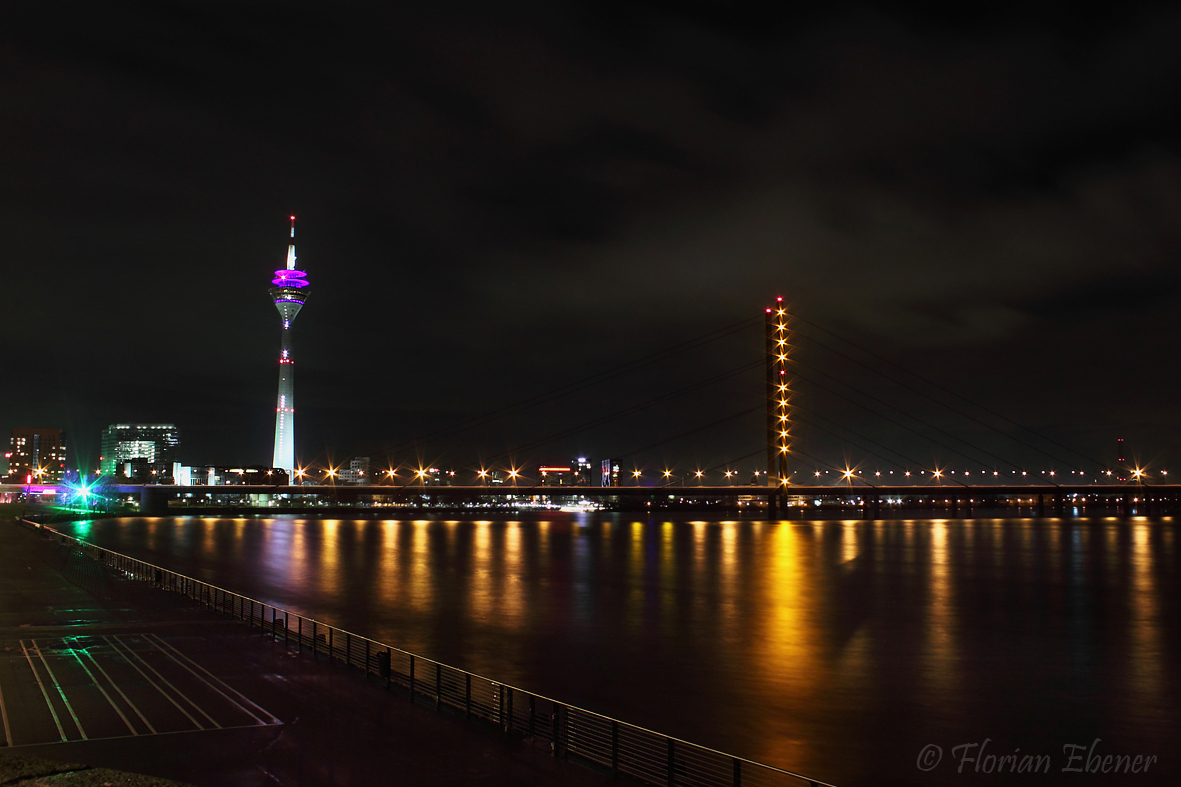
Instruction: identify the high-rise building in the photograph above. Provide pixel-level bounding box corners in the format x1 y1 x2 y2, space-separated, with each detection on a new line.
539 458 593 486
5 428 68 483
340 457 370 485
100 424 180 476
574 457 593 485
601 459 620 487
270 216 310 477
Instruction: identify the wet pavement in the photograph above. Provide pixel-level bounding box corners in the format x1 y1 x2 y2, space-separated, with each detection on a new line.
0 520 613 787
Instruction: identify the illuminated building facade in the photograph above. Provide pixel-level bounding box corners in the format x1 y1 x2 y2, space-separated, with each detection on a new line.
5 428 67 483
601 459 620 487
117 460 178 484
100 424 180 476
539 458 593 486
340 457 370 484
270 216 310 477
174 465 288 486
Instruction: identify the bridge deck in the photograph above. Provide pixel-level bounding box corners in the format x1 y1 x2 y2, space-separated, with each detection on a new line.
4 483 1176 499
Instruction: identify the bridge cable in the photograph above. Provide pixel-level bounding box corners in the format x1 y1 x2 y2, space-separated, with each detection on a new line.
650 445 766 488
607 404 765 467
356 316 761 466
482 404 764 492
397 317 758 446
789 406 943 478
789 314 1104 471
310 316 759 472
794 329 1089 474
471 359 764 471
790 413 966 487
788 360 1042 476
688 444 879 487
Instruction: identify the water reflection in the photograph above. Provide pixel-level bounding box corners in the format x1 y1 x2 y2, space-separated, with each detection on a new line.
1129 524 1163 717
63 515 1180 787
922 521 957 705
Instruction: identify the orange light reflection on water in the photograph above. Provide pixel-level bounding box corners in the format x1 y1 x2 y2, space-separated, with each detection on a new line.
1129 523 1163 710
753 523 820 768
921 520 957 703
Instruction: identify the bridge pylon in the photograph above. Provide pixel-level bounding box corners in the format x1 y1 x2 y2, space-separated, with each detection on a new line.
766 296 791 512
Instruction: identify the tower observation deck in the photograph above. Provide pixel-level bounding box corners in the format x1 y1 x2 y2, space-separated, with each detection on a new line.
269 216 309 476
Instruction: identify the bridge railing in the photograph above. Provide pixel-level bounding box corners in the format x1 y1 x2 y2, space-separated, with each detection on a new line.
30 520 835 787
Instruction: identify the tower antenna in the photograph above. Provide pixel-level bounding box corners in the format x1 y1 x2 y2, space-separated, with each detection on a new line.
286 216 297 270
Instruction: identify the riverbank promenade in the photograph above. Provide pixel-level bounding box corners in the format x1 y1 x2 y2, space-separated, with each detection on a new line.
0 519 609 787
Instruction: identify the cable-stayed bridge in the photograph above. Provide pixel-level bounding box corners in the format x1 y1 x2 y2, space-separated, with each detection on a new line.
328 298 1158 489
11 296 1174 518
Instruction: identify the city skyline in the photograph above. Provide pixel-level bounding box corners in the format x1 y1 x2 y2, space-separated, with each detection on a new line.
5 7 1181 787
3 3 1180 475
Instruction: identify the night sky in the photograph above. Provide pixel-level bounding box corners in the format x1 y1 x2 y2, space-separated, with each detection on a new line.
4 2 1181 478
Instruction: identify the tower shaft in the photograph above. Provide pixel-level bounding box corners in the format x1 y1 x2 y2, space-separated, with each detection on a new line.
272 327 295 473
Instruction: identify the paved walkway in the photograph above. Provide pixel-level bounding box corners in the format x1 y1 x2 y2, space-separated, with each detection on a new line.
0 520 612 787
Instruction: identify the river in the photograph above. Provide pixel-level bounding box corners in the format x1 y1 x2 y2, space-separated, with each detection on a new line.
57 514 1180 786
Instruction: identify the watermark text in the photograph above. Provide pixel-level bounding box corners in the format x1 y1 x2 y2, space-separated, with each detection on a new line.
917 738 1157 775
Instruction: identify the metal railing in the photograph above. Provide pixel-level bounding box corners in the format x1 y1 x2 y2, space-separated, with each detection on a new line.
29 520 835 787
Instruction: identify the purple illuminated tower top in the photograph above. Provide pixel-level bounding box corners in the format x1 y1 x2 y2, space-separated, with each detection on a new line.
270 216 309 476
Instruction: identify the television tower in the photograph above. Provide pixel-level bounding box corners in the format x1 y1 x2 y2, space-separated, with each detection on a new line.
270 216 309 476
